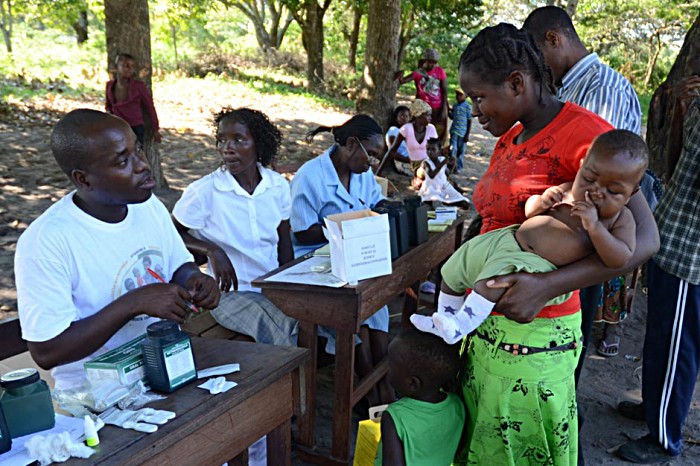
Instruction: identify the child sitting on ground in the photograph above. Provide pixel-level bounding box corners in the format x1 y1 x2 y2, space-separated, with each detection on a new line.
418 138 469 208
385 105 412 176
105 53 162 145
412 129 648 344
375 328 465 465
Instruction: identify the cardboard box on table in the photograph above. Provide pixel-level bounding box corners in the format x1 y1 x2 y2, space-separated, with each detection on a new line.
324 210 392 283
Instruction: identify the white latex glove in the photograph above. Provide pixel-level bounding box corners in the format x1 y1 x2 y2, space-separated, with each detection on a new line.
99 407 176 433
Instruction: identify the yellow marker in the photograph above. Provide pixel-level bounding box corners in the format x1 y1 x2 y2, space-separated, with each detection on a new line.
84 415 100 447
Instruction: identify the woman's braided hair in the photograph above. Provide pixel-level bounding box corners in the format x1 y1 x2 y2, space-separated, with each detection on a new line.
213 107 281 167
459 23 556 101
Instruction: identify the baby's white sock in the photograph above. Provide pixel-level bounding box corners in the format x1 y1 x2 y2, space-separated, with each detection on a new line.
433 292 495 344
410 292 466 338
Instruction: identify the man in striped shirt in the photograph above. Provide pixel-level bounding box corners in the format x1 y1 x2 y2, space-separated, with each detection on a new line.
617 45 700 464
524 6 644 380
523 6 642 134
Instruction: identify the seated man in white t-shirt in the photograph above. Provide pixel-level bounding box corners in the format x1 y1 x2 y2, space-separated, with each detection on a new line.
14 109 220 390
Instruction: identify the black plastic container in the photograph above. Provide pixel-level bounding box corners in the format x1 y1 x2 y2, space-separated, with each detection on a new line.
404 196 429 246
141 321 197 393
0 403 11 453
0 368 55 438
374 202 410 258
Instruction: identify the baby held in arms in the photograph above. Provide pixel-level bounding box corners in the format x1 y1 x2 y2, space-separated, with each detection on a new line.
412 129 649 344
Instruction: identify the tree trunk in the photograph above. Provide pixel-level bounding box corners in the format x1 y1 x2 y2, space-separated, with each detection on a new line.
296 0 330 92
104 0 168 189
643 32 661 88
72 10 88 44
170 22 179 65
646 13 700 181
0 0 13 54
347 1 362 70
396 14 414 70
356 0 401 131
230 0 293 52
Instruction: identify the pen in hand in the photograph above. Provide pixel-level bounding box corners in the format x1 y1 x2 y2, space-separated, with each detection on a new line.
146 267 200 314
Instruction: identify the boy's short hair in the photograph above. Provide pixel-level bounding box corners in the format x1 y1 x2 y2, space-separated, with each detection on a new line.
426 137 441 147
590 129 649 174
51 109 123 177
391 328 460 389
115 53 136 65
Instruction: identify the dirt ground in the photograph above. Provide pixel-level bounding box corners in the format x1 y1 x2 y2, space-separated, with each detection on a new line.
1 86 699 465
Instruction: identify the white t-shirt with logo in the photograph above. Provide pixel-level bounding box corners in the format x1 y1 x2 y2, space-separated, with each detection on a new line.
15 193 193 390
173 165 291 292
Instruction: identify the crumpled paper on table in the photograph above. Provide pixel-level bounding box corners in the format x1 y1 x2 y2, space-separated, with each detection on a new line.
25 431 95 466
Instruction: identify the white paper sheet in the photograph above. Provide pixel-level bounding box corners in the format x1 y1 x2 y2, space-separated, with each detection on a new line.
264 256 347 288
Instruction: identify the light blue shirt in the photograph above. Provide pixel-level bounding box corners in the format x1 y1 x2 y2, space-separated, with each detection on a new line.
290 145 384 257
558 53 642 134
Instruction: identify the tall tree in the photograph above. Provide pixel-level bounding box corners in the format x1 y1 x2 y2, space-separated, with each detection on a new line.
0 0 13 53
396 0 481 68
356 0 400 130
104 0 168 188
285 0 333 91
576 0 689 90
220 0 294 52
338 0 364 70
646 13 700 181
71 9 88 44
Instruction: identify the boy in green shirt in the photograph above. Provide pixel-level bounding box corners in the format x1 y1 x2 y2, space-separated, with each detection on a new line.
376 328 465 465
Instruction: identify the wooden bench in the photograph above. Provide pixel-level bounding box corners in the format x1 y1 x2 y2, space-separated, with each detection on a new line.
181 309 253 342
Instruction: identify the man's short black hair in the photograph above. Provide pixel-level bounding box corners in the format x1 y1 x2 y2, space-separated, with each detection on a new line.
51 109 124 177
522 6 579 43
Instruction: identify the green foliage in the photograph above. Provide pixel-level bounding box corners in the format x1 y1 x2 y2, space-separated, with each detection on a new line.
0 0 692 124
575 0 692 91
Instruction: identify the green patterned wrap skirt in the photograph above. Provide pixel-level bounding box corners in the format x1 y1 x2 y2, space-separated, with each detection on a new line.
456 313 582 465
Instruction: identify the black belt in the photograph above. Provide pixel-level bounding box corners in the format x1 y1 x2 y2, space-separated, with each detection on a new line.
475 331 579 356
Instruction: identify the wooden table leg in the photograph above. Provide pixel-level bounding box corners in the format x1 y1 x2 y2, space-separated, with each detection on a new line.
402 282 420 328
297 320 318 449
331 329 356 462
267 418 292 466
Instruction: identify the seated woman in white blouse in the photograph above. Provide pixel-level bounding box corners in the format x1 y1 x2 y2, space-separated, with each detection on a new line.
172 107 298 348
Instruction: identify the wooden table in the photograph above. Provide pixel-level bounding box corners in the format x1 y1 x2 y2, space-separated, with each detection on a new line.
65 338 308 466
253 216 466 465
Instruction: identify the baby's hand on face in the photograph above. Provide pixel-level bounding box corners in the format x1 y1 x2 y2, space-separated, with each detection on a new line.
570 191 600 230
540 186 565 210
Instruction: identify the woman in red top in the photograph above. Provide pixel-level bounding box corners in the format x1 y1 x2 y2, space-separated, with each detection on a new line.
452 24 658 464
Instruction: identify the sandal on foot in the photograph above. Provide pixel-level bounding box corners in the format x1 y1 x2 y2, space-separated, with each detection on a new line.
597 336 620 357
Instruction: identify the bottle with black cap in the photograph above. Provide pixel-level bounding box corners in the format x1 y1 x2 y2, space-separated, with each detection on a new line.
0 368 55 438
141 320 197 393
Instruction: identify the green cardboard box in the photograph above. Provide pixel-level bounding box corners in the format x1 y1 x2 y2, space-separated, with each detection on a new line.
84 334 147 386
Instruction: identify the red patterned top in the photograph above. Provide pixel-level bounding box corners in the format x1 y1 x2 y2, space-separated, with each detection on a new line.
474 102 613 317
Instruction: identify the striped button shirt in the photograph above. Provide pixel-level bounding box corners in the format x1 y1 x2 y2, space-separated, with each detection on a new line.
558 53 642 134
653 98 700 284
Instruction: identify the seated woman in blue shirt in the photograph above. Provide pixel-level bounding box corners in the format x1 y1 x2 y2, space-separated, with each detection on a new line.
290 114 394 406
